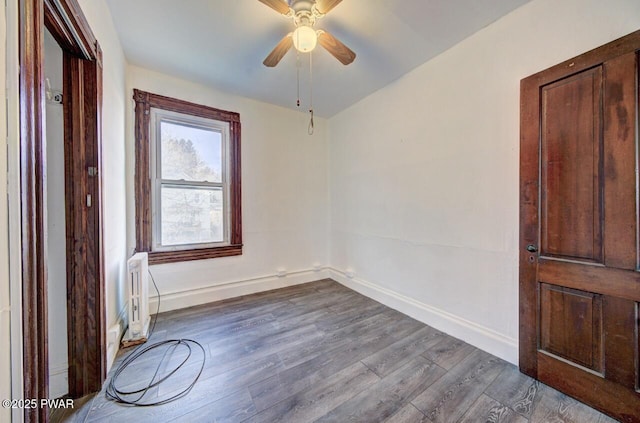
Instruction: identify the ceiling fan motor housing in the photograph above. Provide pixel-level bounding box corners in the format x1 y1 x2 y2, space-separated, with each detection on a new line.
291 0 316 14
292 0 323 25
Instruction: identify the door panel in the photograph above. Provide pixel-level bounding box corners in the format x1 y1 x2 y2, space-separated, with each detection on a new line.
520 30 640 423
540 67 603 263
539 284 603 372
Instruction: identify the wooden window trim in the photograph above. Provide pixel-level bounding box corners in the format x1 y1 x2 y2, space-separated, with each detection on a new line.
133 89 242 265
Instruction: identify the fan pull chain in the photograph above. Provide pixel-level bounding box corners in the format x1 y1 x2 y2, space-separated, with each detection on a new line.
296 50 301 107
308 51 314 135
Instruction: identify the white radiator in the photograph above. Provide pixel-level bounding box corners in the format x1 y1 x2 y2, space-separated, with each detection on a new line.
124 252 150 344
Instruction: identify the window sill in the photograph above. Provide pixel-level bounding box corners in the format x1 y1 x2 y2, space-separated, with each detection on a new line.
147 245 243 265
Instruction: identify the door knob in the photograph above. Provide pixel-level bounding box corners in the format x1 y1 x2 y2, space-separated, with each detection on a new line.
526 244 538 253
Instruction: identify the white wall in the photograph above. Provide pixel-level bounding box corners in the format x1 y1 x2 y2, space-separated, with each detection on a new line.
328 0 640 364
76 0 128 369
43 29 68 399
127 66 329 312
0 1 12 421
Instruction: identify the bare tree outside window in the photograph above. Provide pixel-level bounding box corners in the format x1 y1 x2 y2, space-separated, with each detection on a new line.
156 120 226 247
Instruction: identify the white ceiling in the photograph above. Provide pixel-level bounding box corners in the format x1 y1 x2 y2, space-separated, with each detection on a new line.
105 0 530 117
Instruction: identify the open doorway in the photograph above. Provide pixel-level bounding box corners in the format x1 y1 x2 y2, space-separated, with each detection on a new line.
43 28 68 400
19 0 106 421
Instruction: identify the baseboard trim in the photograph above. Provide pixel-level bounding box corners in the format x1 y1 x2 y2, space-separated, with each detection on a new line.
48 362 68 399
327 268 518 364
148 269 330 314
106 306 127 373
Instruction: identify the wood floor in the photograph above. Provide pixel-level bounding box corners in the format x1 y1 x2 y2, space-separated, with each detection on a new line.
59 279 618 423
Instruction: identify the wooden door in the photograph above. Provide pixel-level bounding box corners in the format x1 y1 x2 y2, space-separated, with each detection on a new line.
520 30 640 422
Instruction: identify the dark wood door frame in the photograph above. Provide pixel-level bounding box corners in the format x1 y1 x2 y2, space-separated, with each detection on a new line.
19 0 105 421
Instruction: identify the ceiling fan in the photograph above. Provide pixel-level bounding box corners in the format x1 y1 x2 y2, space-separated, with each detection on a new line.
258 0 356 67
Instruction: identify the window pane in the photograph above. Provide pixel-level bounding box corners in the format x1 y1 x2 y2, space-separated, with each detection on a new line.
161 186 224 246
160 121 222 182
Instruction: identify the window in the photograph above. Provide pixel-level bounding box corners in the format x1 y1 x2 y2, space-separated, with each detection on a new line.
134 90 242 264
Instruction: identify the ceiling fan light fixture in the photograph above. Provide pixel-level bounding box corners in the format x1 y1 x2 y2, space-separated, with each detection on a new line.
292 25 317 53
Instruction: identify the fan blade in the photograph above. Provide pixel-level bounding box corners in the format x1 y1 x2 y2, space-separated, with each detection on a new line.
257 0 291 15
263 34 293 67
315 0 343 14
318 31 356 65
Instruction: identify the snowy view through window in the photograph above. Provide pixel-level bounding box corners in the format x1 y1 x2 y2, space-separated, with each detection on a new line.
159 121 224 246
